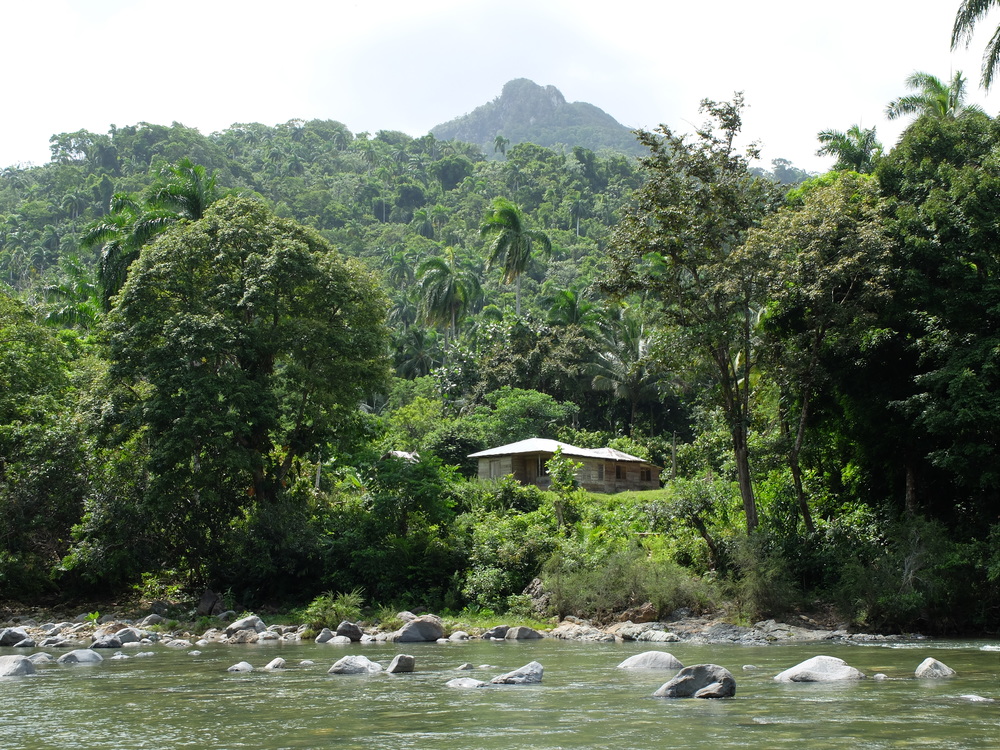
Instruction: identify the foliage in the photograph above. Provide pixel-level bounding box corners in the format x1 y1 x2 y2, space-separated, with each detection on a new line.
303 588 364 629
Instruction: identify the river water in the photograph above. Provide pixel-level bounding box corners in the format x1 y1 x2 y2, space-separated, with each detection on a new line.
2 638 999 749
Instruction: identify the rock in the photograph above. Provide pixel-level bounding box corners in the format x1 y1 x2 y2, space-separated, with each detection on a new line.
300 660 315 666
490 661 544 685
328 635 352 644
873 673 888 680
257 631 280 642
336 621 364 641
138 614 165 628
653 664 736 698
549 621 616 642
446 677 487 688
91 636 123 649
264 658 286 670
455 662 474 670
0 628 29 647
959 694 995 703
188 650 201 656
635 630 680 643
0 655 35 676
522 577 551 617
224 630 259 644
315 628 335 644
774 655 865 682
195 589 224 617
618 602 658 623
27 653 55 665
481 625 510 640
328 655 383 675
115 628 143 644
505 626 543 640
617 651 684 670
397 611 417 623
386 654 415 674
391 615 444 642
915 657 956 678
149 601 169 616
225 615 265 636
164 639 193 649
57 649 104 665
110 652 130 661
227 661 254 673
449 631 470 641
13 637 36 648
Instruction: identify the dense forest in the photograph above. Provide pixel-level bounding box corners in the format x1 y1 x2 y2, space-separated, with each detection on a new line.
1 73 998 634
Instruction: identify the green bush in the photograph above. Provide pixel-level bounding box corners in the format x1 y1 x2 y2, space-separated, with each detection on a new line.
303 588 364 629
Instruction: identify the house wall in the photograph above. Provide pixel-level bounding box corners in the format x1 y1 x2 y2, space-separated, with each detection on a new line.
478 454 661 493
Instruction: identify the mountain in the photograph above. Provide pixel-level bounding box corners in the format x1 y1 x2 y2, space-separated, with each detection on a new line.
431 79 644 157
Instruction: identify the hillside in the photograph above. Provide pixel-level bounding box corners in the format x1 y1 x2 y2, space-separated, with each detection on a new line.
432 78 645 157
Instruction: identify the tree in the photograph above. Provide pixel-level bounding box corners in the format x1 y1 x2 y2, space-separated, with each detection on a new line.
480 197 551 315
81 196 389 581
816 125 882 173
605 95 782 533
416 246 482 344
952 0 1000 89
885 71 982 121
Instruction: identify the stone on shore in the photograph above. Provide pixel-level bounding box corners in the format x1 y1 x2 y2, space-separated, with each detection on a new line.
490 661 543 685
774 655 865 682
390 615 444 643
386 654 415 674
0 628 29 647
225 615 265 637
653 664 736 698
505 626 543 640
549 621 616 642
328 655 383 674
617 651 684 670
481 625 509 640
57 649 104 665
336 621 364 642
915 657 956 678
0 655 35 677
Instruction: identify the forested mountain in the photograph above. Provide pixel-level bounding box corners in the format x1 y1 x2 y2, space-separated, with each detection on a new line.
432 78 645 157
1 88 999 636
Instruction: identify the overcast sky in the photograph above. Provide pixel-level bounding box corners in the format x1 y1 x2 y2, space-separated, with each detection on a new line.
3 0 998 173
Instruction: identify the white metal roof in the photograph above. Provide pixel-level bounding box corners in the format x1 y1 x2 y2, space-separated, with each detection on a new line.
468 437 646 463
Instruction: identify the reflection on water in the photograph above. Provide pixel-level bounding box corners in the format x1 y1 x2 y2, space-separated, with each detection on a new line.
2 639 999 749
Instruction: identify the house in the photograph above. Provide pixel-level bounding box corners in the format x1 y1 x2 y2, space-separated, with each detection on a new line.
468 437 661 493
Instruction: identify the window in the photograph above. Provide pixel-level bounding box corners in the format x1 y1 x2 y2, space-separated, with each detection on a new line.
640 468 652 482
489 459 502 478
615 464 625 480
597 464 604 481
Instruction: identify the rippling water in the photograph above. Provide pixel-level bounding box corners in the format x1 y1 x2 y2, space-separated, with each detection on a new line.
3 638 999 749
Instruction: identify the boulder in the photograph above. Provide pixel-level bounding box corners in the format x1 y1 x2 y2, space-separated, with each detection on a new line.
550 621 616 642
617 651 684 670
391 615 444 643
27 653 55 665
164 639 193 649
328 655 383 675
115 628 143 644
195 589 224 617
505 626 543 640
227 661 254 673
449 631 470 641
618 602 659 624
328 636 352 645
336 621 364 642
57 649 104 665
224 630 259 644
446 677 487 688
225 615 265 636
481 625 510 640
455 662 474 670
774 655 865 682
397 611 418 623
314 628 335 644
0 655 35 677
386 654 415 674
12 637 36 648
91 636 123 649
653 664 736 698
915 657 956 678
635 630 680 643
490 661 544 685
139 614 165 628
264 658 286 670
522 577 552 617
0 628 28 647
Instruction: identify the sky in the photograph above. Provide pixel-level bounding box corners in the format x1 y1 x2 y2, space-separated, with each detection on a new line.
3 0 998 173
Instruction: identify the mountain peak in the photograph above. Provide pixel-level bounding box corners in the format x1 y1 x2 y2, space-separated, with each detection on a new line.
432 79 642 157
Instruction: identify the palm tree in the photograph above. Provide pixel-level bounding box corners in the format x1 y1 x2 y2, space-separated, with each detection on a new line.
494 134 510 157
480 198 551 316
952 0 1000 89
416 247 482 343
545 288 600 333
885 71 983 120
816 125 882 173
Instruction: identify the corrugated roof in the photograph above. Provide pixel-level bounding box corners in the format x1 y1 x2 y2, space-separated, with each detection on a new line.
468 437 646 463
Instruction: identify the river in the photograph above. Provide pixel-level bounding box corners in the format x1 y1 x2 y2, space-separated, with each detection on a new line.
2 638 999 749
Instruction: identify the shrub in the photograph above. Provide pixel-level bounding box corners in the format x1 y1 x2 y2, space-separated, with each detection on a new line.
303 588 364 629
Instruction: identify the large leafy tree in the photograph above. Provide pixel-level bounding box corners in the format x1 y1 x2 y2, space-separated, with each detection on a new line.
605 95 782 533
76 196 389 581
416 246 482 343
480 197 551 315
